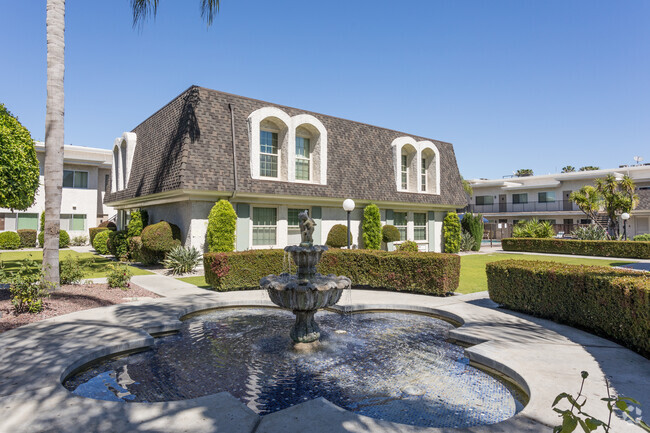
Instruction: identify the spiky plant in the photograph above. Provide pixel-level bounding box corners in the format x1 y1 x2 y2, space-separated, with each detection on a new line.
163 246 202 275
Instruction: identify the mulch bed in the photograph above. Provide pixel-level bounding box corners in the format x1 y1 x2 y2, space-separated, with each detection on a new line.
0 283 160 334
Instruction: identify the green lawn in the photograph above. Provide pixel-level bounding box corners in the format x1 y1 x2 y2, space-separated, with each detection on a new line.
0 250 152 279
178 275 210 288
179 253 636 295
458 253 634 294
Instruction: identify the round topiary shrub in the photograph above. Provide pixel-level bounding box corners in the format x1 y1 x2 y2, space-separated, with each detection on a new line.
38 229 70 248
207 200 237 252
362 203 382 250
396 240 419 252
17 229 37 248
140 221 182 263
89 227 110 246
93 229 111 255
382 225 401 243
633 233 650 242
99 220 117 230
107 230 129 260
443 212 461 253
0 231 21 249
326 224 351 248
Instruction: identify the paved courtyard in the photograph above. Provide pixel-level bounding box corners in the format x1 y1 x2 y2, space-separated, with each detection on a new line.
1 274 648 433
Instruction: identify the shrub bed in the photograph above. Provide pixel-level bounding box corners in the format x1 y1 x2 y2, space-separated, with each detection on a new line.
93 230 111 255
107 230 129 260
0 231 21 250
502 238 650 259
17 229 37 248
487 260 650 357
204 249 460 295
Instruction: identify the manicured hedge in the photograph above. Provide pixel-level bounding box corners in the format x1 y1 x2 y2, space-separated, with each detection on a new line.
0 231 21 249
38 229 69 248
204 249 460 295
93 230 111 254
89 227 112 246
487 260 650 357
326 224 350 248
107 230 129 260
17 229 37 248
140 221 182 263
502 238 650 259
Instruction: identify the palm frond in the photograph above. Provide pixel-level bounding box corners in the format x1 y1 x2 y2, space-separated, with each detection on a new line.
131 0 159 28
201 0 220 26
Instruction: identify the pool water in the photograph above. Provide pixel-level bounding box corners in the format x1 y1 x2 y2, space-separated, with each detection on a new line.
64 309 524 428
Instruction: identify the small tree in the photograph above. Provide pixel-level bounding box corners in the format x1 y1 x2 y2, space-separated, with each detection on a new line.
127 210 146 237
0 104 40 211
595 174 638 238
361 203 381 250
207 200 237 252
561 166 575 173
461 213 484 251
460 175 473 196
515 169 534 177
443 212 461 253
570 186 607 233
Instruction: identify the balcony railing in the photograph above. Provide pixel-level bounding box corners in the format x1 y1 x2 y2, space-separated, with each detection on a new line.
468 200 579 213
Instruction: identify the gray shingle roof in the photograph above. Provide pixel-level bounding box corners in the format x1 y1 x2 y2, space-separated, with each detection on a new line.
105 86 467 207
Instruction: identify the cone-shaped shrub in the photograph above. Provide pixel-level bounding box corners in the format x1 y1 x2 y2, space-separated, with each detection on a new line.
362 203 381 250
207 200 237 252
443 212 461 253
461 213 484 251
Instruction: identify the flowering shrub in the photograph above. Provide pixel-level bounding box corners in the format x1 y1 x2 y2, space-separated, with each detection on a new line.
106 264 132 290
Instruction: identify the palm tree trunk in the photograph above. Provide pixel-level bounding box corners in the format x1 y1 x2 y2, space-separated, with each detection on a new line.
44 0 65 289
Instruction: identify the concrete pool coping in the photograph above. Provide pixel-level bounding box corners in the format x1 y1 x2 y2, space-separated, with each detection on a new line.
0 274 648 433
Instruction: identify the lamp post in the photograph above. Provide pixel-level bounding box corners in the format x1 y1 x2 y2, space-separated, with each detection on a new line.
343 199 355 249
621 212 630 240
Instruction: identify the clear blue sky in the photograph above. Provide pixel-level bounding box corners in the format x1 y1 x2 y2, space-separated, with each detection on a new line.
1 1 649 180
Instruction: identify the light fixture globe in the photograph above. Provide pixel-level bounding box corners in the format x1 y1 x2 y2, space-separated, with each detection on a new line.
621 212 630 221
343 199 355 212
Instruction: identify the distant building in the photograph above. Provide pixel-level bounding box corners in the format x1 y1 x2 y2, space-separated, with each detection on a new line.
468 166 650 238
104 86 467 252
0 142 115 238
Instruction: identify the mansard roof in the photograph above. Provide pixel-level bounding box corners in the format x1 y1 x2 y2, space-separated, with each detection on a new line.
104 86 467 207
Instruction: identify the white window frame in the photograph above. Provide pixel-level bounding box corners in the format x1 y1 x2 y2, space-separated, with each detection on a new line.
394 211 408 242
401 154 408 190
251 207 278 248
260 128 280 178
413 212 427 241
295 135 311 181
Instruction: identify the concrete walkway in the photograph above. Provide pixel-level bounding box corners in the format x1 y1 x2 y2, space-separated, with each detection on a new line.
0 274 648 432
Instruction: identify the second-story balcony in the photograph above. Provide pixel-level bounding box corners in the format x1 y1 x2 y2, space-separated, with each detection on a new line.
469 200 579 214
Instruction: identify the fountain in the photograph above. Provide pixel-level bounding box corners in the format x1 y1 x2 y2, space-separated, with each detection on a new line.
260 210 351 345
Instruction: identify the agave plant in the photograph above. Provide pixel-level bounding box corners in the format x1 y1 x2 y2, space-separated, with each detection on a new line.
163 246 202 275
571 225 607 240
460 230 476 252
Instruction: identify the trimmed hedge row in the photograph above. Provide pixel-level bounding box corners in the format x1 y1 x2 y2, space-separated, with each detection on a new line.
502 237 650 259
204 249 460 295
487 260 650 357
38 229 70 248
17 229 37 248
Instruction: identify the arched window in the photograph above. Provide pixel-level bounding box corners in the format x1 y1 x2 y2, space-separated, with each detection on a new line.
120 139 128 189
391 137 440 194
111 132 137 192
248 108 328 184
259 118 288 178
112 144 121 191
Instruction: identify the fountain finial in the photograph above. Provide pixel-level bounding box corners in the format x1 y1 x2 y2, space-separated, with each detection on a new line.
298 210 315 246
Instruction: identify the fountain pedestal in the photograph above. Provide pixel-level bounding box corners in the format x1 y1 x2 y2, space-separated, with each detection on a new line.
261 245 351 344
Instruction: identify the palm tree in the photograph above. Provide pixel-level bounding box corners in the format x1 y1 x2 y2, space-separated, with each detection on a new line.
569 186 607 233
131 0 220 27
43 0 66 288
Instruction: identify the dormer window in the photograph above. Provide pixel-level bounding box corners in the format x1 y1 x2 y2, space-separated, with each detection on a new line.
401 154 408 189
391 137 440 194
295 133 311 181
421 157 427 192
260 130 279 178
248 107 328 184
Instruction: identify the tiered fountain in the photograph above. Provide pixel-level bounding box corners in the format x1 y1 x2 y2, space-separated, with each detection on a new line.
260 210 351 346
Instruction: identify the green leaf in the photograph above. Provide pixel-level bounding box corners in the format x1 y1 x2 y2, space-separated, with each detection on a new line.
553 393 570 407
561 413 578 432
